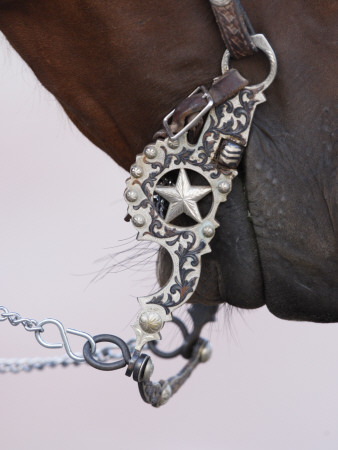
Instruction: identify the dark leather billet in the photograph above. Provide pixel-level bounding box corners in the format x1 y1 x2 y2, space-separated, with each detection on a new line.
156 68 248 138
210 0 256 59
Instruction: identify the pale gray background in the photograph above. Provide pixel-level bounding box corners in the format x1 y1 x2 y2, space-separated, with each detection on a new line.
1 34 337 450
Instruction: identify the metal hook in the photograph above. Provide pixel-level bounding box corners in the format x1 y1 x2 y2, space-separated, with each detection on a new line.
221 33 277 92
34 318 96 363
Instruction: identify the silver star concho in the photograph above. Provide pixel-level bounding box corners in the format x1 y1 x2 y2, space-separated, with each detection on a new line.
154 169 211 223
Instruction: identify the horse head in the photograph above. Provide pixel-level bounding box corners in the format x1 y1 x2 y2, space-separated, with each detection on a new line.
0 0 336 325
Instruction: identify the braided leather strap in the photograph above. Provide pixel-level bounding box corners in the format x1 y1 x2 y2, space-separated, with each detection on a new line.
210 0 256 59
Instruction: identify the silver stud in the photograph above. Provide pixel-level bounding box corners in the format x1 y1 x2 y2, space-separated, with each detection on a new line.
125 190 138 202
218 180 231 194
144 146 157 159
142 358 154 381
200 341 212 363
202 225 215 238
167 139 179 149
130 165 143 178
159 383 172 406
139 311 163 333
132 214 145 227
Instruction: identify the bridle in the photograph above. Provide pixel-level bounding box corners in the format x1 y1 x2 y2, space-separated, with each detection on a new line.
0 0 277 407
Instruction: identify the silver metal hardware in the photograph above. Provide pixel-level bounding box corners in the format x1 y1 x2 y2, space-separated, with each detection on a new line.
221 34 277 92
139 338 212 407
144 146 157 159
199 340 212 362
167 139 180 149
163 85 214 141
210 0 232 5
132 214 146 227
126 51 271 351
139 311 163 333
219 141 244 168
35 318 96 363
154 168 212 223
217 180 231 193
0 306 97 364
125 189 138 202
0 339 137 374
0 306 43 332
202 224 215 238
130 164 143 178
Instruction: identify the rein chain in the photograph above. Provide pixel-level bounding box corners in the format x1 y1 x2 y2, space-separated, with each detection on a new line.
0 0 277 407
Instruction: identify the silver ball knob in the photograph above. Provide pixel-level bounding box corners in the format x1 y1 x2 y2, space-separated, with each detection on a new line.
200 341 212 363
132 214 145 227
139 311 163 333
144 146 157 159
125 190 138 202
130 165 143 178
218 180 231 194
202 225 215 238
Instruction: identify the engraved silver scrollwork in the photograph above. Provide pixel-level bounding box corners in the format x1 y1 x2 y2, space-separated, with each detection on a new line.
125 45 275 350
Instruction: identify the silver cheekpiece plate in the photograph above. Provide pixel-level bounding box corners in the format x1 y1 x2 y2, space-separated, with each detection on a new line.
125 84 267 351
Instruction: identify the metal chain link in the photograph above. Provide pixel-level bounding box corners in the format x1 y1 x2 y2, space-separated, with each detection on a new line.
0 305 136 373
0 339 136 374
0 306 43 332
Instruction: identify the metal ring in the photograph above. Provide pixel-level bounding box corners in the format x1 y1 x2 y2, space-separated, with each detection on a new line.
221 33 277 92
83 334 131 371
147 316 189 359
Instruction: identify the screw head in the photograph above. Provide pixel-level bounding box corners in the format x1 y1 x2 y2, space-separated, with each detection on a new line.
218 180 231 194
202 225 215 238
125 190 138 202
132 214 145 227
144 146 157 159
200 341 212 363
130 165 143 178
167 139 179 149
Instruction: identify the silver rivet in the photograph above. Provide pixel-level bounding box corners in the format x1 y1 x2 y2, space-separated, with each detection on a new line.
202 225 215 238
218 180 231 194
139 311 163 333
200 341 212 363
125 190 138 202
143 358 154 381
159 383 172 406
144 146 157 159
167 139 179 149
130 165 143 178
132 214 145 227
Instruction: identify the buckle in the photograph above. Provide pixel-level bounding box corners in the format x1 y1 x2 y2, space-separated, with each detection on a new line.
162 85 214 141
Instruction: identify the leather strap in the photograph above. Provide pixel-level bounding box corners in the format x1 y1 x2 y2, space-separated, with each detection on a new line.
155 68 248 139
210 0 256 59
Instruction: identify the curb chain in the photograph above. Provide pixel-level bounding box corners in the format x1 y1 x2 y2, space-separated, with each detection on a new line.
0 305 136 373
0 340 136 374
